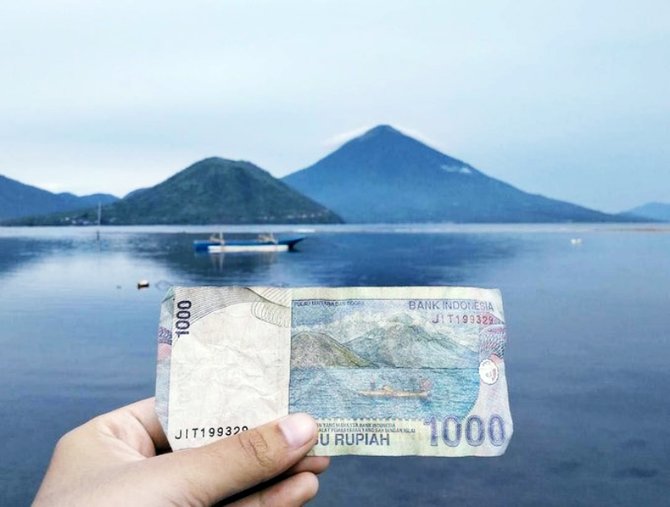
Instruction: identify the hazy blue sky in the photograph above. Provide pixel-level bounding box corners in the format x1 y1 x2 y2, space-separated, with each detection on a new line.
1 0 668 212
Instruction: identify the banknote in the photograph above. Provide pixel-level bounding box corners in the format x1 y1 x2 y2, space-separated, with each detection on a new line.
155 286 513 456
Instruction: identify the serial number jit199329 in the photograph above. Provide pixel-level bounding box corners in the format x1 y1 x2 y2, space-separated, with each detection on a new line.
174 425 249 440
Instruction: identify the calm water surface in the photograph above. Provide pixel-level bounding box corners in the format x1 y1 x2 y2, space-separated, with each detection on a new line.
1 224 669 506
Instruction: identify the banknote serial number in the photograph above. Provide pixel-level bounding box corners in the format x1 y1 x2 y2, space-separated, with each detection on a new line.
431 314 498 325
174 300 192 338
174 425 249 440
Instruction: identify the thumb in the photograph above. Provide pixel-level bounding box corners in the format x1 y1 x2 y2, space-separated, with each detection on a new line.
149 413 318 505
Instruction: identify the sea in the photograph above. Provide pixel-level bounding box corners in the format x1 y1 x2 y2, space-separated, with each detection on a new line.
1 223 669 506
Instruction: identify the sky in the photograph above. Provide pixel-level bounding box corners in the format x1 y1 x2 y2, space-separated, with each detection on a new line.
0 0 668 212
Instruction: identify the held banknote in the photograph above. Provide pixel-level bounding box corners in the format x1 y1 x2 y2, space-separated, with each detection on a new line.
155 286 513 457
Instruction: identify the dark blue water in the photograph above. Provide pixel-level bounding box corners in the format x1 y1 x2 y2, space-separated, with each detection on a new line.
1 224 669 506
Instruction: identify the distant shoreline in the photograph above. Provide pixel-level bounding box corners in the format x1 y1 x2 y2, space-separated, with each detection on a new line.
1 222 668 236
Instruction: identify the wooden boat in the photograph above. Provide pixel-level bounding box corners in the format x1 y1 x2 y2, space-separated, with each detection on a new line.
193 233 305 253
357 385 431 400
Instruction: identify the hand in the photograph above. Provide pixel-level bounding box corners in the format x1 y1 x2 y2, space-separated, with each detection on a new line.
34 398 329 506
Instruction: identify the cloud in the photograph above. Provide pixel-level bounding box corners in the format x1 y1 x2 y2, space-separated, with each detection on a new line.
322 126 374 148
322 124 443 151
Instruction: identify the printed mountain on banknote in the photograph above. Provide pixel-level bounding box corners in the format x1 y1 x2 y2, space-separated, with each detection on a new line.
156 286 513 456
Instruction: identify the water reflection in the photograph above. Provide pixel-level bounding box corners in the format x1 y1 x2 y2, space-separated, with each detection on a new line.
121 231 523 287
200 251 281 273
0 237 76 277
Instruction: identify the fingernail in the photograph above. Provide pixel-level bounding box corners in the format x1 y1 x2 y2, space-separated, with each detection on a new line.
279 413 316 448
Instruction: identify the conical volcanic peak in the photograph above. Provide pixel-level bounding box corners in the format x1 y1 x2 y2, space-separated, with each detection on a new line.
283 125 623 223
354 124 405 141
330 124 467 173
346 320 477 368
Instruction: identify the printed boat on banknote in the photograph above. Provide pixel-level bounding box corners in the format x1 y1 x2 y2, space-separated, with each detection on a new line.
193 234 305 253
357 380 432 400
357 387 431 399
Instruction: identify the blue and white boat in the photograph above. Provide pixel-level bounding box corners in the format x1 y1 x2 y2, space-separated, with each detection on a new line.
193 233 305 253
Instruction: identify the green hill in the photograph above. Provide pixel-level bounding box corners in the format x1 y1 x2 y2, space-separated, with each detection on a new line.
11 157 342 225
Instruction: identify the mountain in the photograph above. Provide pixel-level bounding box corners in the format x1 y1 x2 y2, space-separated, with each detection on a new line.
621 202 670 222
347 317 477 368
123 187 149 199
283 125 631 223
11 158 342 225
291 331 373 368
72 193 120 208
0 174 118 220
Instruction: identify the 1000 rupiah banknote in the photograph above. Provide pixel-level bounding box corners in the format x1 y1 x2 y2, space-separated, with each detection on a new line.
155 286 513 456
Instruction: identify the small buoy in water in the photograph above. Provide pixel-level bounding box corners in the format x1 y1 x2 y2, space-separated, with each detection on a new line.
570 238 582 245
137 280 150 289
